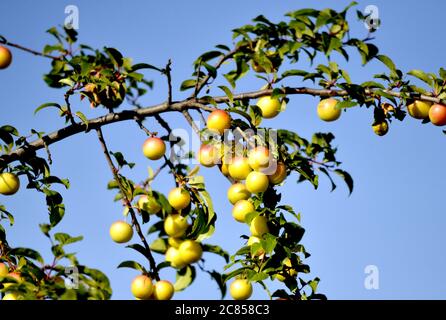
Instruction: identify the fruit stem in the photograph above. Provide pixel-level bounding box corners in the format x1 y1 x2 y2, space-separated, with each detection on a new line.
95 127 160 281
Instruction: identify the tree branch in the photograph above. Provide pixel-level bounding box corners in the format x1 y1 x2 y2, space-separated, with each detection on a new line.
64 90 77 125
182 110 200 135
164 59 173 106
0 37 61 60
0 86 441 167
95 127 160 281
192 49 237 97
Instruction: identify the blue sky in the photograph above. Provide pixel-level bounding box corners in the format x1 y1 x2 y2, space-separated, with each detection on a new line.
1 0 446 299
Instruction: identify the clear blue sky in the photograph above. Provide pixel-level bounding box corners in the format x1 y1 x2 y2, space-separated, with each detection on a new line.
1 0 446 299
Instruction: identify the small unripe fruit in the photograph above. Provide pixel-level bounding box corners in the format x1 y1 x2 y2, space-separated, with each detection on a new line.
245 171 269 193
168 187 191 210
0 263 8 277
248 146 270 171
407 100 432 120
230 279 253 300
250 215 269 237
178 240 203 264
220 161 230 176
2 271 22 290
142 137 166 160
164 214 189 238
429 104 446 126
7 272 22 282
317 98 341 122
165 246 186 269
228 157 252 180
109 221 133 243
168 237 183 248
256 96 281 119
372 120 389 136
207 110 232 134
0 46 12 69
131 275 154 300
232 200 255 223
137 195 161 214
247 236 265 258
227 183 251 205
153 280 175 300
2 293 19 300
198 144 220 167
268 162 287 185
0 173 20 196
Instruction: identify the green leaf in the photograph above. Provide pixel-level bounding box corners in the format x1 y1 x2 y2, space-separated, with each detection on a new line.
336 100 358 109
249 105 263 127
0 125 19 136
223 267 251 282
105 47 124 67
205 270 226 298
376 55 396 75
319 167 336 192
110 151 135 169
261 234 277 254
0 205 14 225
408 69 434 87
39 223 51 237
149 238 168 254
280 69 309 79
58 78 75 87
361 81 385 89
180 79 196 91
340 70 351 84
218 85 233 103
248 272 268 282
334 169 354 195
10 247 44 264
130 63 161 72
75 111 89 128
49 204 65 227
34 103 62 115
117 260 145 272
54 232 83 246
202 244 230 263
42 176 70 189
308 277 320 293
174 265 196 292
215 44 230 51
196 50 223 64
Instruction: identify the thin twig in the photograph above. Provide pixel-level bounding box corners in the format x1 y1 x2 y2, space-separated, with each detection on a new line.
42 137 53 165
235 127 255 149
134 116 153 136
143 162 169 188
95 127 160 281
165 59 173 106
182 110 200 135
192 49 237 98
0 38 61 60
196 109 207 125
64 90 76 125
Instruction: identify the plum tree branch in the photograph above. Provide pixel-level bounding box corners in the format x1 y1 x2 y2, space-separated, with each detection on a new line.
0 37 62 60
0 86 441 167
95 127 160 281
